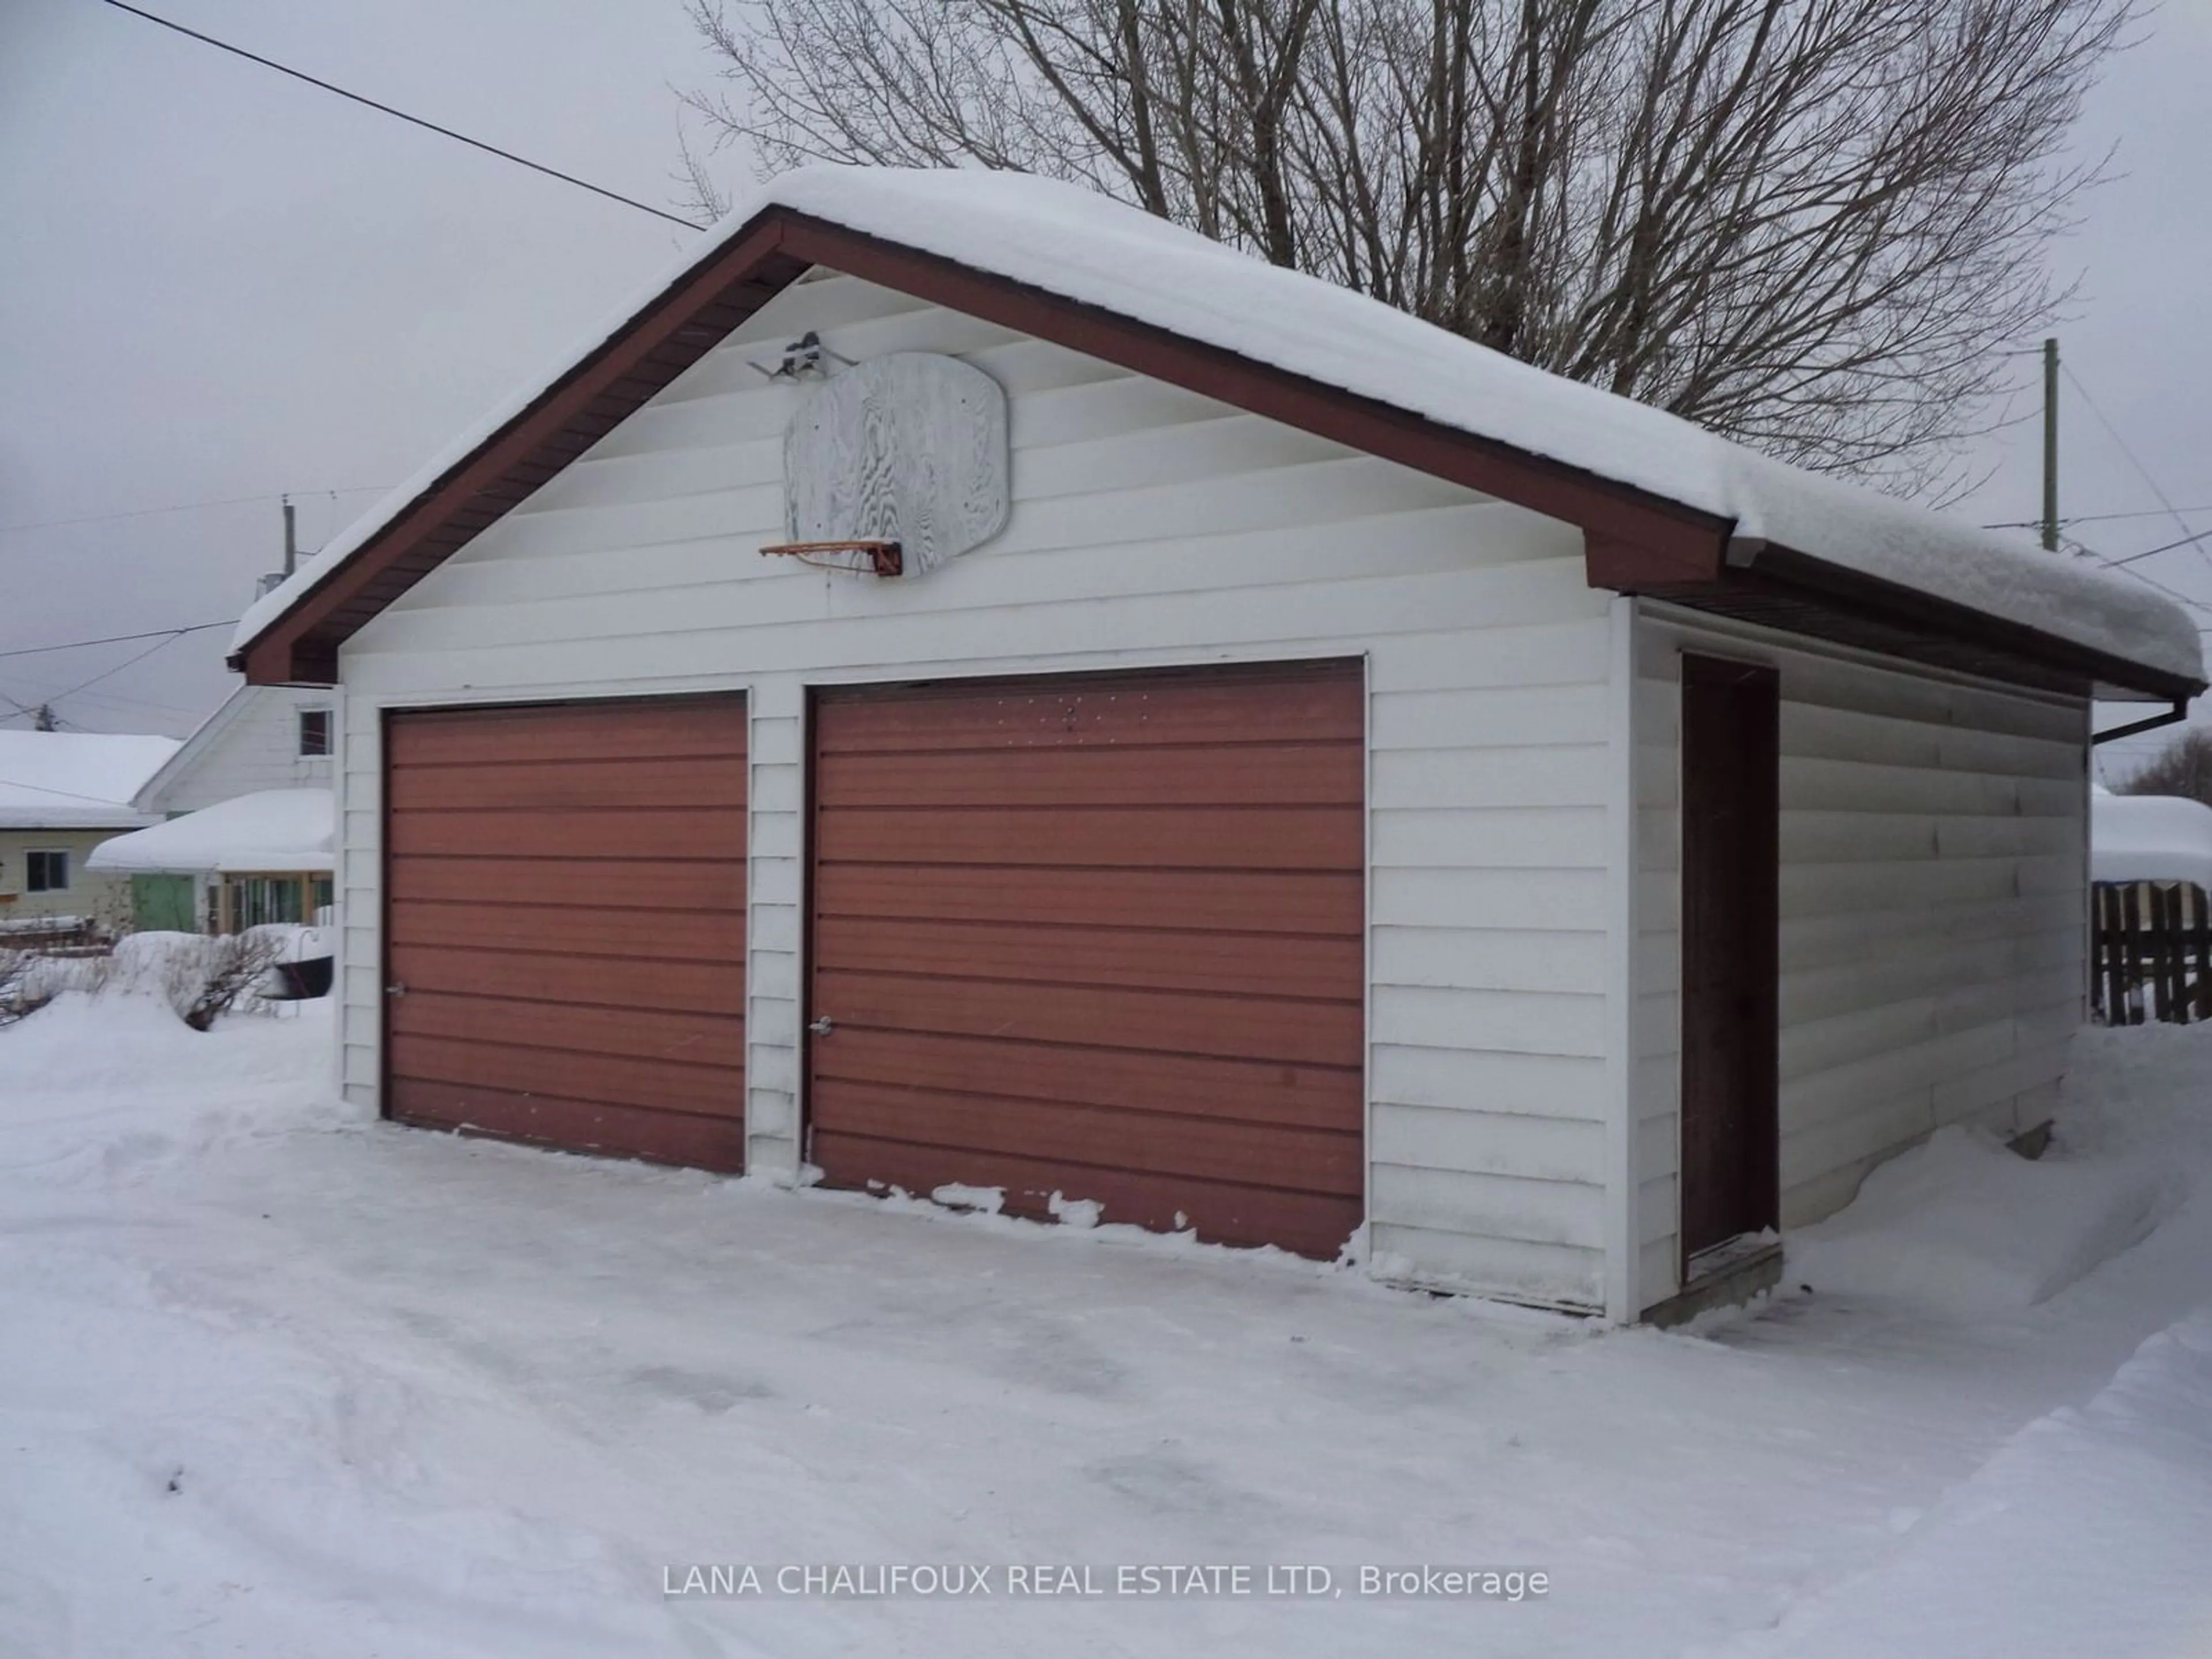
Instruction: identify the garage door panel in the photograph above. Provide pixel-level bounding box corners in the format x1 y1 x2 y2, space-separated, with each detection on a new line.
388 702 749 766
389 944 745 1016
817 669 1364 755
809 1132 1362 1256
815 865 1361 935
388 755 745 812
817 968 1359 1066
385 696 745 1168
392 994 744 1071
817 1028 1359 1131
809 664 1364 1257
389 855 745 912
389 806 744 862
815 743 1360 809
390 899 742 963
812 1079 1362 1193
815 805 1362 870
813 915 1362 1000
396 1033 740 1118
392 1080 746 1172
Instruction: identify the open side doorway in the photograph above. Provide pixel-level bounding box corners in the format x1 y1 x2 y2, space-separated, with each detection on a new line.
1678 653 1781 1285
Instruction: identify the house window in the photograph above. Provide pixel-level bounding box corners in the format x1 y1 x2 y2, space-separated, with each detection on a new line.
298 709 332 757
221 873 332 932
226 875 303 930
26 850 69 892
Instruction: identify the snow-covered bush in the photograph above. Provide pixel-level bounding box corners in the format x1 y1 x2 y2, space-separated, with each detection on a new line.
108 929 291 1030
0 949 36 1027
1 946 111 1023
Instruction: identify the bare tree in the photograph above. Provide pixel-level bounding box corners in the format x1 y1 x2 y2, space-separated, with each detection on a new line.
2118 729 2212 809
683 0 2132 491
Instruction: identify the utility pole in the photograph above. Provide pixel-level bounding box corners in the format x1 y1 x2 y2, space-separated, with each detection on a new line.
2041 337 2059 552
281 494 298 577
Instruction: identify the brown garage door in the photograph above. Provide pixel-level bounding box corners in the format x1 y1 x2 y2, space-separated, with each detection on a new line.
808 661 1365 1257
385 696 747 1169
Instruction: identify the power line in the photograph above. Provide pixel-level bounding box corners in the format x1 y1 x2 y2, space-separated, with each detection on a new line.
43 632 191 705
0 621 233 662
0 676 207 721
2061 536 2212 631
94 0 706 232
2105 527 2212 569
0 483 388 537
0 772 155 808
1982 504 2212 532
2061 364 2209 581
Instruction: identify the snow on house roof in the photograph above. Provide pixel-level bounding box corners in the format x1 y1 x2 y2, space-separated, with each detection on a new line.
233 166 2203 691
85 791 332 885
84 789 332 876
2091 791 2212 891
0 731 179 829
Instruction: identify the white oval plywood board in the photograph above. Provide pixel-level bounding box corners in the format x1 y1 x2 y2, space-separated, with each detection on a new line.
782 352 1010 577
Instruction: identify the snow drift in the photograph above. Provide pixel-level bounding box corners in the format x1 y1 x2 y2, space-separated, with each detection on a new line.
1787 1124 2167 1312
1737 1301 2212 1658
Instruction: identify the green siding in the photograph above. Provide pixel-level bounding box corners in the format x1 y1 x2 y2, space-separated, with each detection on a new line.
132 873 196 932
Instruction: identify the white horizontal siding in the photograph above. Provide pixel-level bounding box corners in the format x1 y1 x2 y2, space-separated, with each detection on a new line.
1633 608 2090 1310
335 704 377 1113
337 271 1616 1310
748 688 802 1170
150 686 333 815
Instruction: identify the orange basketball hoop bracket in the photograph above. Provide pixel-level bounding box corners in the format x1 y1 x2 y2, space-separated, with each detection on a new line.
759 539 903 578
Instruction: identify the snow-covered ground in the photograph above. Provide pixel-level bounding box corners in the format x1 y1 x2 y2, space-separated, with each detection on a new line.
5 991 2211 1657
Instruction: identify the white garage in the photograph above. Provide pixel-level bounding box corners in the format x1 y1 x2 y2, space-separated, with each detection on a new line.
231 166 2200 1320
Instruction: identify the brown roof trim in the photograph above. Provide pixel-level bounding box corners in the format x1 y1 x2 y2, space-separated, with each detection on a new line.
771 216 1733 571
1634 540 2205 703
234 214 812 684
233 204 2195 704
233 206 1730 685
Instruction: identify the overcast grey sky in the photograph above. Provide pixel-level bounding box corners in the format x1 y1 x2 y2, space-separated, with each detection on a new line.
3 0 2209 771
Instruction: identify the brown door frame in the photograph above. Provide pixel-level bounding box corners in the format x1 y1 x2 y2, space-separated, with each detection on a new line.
1677 653 1781 1279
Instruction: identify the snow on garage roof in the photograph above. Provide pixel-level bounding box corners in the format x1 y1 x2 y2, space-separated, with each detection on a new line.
2091 791 2212 892
233 166 2203 695
84 789 333 876
0 731 179 829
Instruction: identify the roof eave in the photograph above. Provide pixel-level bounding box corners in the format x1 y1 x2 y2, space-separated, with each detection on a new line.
229 200 2195 708
1594 536 2204 704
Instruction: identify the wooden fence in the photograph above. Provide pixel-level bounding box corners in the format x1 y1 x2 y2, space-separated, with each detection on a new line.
2092 880 2212 1026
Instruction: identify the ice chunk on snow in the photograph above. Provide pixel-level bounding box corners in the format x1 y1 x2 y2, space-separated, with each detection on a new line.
1788 1125 2166 1311
1046 1192 1101 1229
929 1183 1005 1215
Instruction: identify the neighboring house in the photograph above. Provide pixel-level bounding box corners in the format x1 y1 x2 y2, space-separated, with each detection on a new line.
85 788 334 933
0 730 179 931
120 685 336 931
228 168 2203 1323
